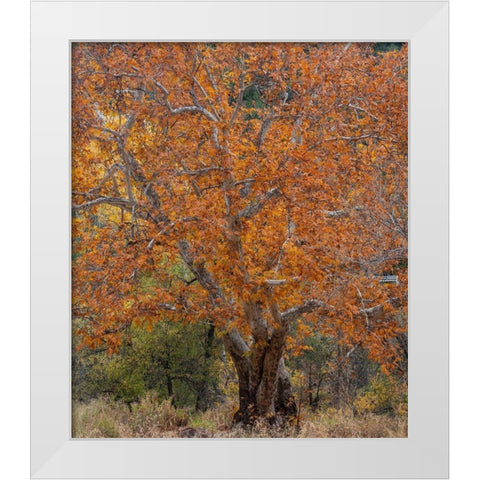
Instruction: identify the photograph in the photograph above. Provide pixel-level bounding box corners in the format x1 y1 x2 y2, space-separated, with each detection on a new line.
71 41 408 439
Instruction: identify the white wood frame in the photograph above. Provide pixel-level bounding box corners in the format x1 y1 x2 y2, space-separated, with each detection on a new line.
31 1 449 478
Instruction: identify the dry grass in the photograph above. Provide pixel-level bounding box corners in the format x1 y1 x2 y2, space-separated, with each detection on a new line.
298 408 407 438
72 394 407 438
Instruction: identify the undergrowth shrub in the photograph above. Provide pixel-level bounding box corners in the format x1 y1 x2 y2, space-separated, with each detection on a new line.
353 374 407 415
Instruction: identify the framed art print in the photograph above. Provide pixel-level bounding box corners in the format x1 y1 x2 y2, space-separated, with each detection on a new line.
31 1 448 478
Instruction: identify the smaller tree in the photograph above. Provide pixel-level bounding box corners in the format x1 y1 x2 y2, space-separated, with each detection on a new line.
72 317 222 408
287 333 335 409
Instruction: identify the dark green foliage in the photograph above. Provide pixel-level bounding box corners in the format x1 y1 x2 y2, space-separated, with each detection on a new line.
242 85 263 119
72 318 223 409
373 42 405 54
288 334 335 409
288 333 385 410
243 85 264 109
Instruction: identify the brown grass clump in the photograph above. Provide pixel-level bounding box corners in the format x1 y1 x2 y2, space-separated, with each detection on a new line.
72 395 407 438
72 395 129 438
73 393 189 438
298 408 407 438
129 392 189 437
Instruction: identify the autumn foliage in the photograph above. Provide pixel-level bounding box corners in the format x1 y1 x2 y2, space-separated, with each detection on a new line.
72 42 408 424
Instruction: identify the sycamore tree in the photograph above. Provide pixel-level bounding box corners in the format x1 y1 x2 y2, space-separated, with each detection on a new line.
72 42 408 424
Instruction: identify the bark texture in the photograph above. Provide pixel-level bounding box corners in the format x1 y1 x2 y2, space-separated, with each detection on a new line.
228 349 297 425
224 302 297 425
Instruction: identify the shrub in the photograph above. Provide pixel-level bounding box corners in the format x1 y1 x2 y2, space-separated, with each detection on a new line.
353 374 407 416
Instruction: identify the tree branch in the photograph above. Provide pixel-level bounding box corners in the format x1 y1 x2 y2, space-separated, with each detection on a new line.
280 299 331 323
176 166 227 177
152 79 218 122
237 188 281 219
72 196 133 211
256 114 277 146
359 304 384 321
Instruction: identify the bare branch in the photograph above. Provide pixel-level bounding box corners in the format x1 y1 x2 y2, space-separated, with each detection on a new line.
324 209 347 218
256 114 277 146
87 123 120 138
83 164 125 196
237 188 281 219
157 303 178 312
152 79 218 122
347 103 379 121
191 76 222 121
177 240 224 302
360 304 384 320
273 210 294 274
176 166 227 177
280 299 332 323
72 196 133 211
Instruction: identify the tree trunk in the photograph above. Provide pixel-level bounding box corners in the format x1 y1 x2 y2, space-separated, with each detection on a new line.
225 332 297 425
165 352 175 406
166 373 175 406
275 358 297 418
217 294 299 425
195 323 217 411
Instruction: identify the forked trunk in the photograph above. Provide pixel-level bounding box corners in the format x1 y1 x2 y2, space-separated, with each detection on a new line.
229 350 297 425
222 302 297 425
